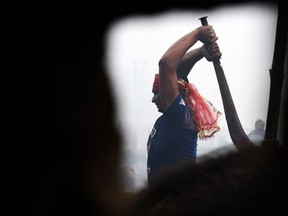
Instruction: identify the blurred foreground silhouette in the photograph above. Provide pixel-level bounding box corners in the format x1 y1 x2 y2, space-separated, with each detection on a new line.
127 144 288 216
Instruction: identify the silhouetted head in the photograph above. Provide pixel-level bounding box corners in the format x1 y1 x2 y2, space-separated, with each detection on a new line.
255 119 265 132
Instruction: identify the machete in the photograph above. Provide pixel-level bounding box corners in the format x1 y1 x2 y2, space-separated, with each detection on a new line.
199 16 254 150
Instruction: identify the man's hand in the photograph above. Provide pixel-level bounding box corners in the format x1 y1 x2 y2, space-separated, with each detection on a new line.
201 43 222 62
197 25 218 44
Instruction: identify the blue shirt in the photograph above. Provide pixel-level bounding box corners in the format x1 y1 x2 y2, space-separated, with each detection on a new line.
147 94 198 186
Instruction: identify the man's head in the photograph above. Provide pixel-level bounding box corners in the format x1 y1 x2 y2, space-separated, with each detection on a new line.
255 119 265 132
151 74 187 113
152 74 164 113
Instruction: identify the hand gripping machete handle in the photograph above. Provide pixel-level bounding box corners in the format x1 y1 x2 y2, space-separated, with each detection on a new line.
199 16 254 150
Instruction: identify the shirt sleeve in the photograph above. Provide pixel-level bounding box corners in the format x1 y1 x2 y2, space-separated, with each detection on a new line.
163 94 187 127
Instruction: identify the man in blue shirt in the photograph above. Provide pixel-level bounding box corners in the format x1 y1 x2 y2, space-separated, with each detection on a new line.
147 25 222 187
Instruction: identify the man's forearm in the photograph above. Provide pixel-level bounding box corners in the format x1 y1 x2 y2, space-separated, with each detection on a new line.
177 47 204 81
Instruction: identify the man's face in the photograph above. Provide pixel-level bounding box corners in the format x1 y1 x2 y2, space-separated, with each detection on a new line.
152 92 164 113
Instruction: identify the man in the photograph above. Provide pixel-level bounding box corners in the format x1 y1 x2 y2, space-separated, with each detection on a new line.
248 119 266 145
147 25 222 187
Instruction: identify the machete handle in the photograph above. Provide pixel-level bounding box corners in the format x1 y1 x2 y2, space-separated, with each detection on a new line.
199 16 209 26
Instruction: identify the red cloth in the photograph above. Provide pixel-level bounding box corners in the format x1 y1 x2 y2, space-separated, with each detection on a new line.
152 74 221 139
152 74 159 93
